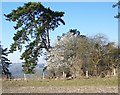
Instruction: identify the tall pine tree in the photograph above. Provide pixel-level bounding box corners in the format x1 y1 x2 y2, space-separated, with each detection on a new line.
4 2 65 74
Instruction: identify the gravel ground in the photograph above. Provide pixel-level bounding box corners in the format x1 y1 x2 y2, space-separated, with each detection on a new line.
2 86 118 93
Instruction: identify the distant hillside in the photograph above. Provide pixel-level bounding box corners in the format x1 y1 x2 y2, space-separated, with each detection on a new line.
9 63 45 78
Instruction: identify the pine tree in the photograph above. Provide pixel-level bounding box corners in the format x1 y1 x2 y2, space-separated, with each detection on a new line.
0 45 12 79
4 2 65 74
113 1 120 18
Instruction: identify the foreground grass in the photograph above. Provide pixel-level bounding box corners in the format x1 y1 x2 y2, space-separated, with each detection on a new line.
2 76 118 88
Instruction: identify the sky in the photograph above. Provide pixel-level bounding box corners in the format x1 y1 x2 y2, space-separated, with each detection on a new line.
1 2 118 63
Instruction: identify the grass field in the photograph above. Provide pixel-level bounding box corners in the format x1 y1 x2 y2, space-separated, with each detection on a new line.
2 76 118 93
2 76 118 88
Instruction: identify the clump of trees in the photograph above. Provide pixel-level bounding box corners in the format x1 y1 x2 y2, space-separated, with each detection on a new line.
44 29 119 79
3 2 119 80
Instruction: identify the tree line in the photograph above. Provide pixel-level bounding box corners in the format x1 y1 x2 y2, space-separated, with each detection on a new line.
43 29 119 79
1 2 119 79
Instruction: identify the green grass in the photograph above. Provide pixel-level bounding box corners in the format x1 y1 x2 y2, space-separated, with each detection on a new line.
2 76 118 88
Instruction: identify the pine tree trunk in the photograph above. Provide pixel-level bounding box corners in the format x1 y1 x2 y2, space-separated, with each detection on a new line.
46 29 50 48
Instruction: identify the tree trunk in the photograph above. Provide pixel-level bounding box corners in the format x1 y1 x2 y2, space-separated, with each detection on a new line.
113 68 117 76
46 29 50 48
42 72 45 79
75 71 80 78
86 70 89 78
62 71 66 79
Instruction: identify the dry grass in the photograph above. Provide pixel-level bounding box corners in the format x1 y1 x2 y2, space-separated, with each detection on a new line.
2 76 118 88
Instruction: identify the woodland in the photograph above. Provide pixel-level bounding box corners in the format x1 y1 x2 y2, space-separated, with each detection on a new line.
1 2 120 80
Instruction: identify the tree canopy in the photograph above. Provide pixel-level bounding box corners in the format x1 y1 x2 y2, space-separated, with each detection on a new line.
44 30 119 78
4 2 65 74
113 1 120 18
